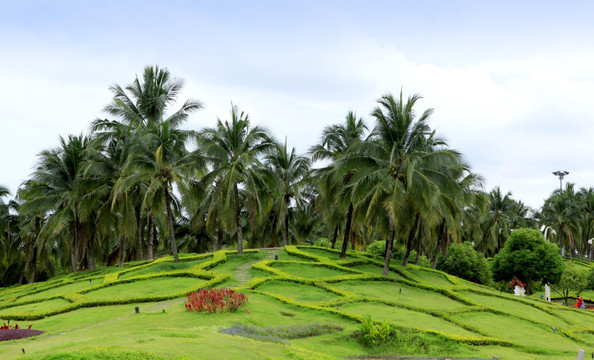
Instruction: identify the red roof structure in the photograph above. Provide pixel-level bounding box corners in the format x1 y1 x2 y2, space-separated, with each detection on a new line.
508 276 525 288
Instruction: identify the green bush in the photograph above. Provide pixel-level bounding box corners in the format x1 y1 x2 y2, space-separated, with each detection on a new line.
437 242 491 285
358 315 396 346
313 238 331 248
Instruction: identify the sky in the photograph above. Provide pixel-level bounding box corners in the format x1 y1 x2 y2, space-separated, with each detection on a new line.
1 0 593 209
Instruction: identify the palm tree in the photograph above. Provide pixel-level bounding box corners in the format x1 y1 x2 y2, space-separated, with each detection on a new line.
265 139 310 246
20 135 93 272
198 104 276 254
540 183 582 258
310 111 368 257
344 92 463 274
118 120 202 262
477 187 517 257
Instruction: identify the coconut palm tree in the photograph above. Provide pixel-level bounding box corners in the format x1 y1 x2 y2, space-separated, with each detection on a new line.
265 139 310 246
20 135 93 272
198 104 276 254
310 111 368 257
540 183 582 258
343 92 463 274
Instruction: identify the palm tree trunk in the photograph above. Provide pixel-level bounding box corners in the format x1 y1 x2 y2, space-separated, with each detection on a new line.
87 231 96 271
235 184 244 255
415 232 422 265
402 214 420 267
147 214 154 260
330 225 338 249
71 221 79 272
382 225 396 276
216 227 223 251
432 221 445 269
284 213 290 246
118 235 125 268
164 183 179 262
340 203 353 259
29 245 37 284
136 204 144 260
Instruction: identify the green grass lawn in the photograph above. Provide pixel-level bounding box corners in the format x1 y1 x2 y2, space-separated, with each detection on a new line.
1 246 593 359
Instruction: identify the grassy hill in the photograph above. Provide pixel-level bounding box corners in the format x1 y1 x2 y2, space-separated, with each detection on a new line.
0 246 593 359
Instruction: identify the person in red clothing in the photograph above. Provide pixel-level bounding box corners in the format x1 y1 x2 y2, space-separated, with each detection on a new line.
576 296 584 309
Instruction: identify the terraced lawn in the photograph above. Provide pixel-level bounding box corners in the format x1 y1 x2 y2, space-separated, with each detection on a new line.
84 277 204 300
269 262 353 278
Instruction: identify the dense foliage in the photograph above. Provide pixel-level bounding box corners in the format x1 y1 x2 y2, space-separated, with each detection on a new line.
553 264 587 305
437 242 490 285
491 228 564 292
0 64 563 288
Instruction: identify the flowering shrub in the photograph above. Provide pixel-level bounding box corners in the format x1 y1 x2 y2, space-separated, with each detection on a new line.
0 323 43 341
185 288 247 313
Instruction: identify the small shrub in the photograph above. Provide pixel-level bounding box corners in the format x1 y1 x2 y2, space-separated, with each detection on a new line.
185 288 247 313
313 238 331 248
0 322 43 341
358 315 396 346
437 242 491 285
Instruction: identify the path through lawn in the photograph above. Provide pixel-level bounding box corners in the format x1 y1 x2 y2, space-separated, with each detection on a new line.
234 248 280 286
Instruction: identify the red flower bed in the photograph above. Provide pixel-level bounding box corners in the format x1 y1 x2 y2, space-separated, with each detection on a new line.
185 288 248 313
0 323 43 341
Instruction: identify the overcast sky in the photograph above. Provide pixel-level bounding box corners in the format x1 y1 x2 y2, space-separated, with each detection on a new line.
1 1 593 209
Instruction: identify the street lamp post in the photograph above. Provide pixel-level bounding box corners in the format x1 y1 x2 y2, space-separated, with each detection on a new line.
552 170 569 191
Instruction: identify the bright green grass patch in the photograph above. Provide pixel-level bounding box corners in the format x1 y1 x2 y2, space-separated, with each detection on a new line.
17 279 105 302
85 277 204 300
406 268 454 287
451 311 580 351
348 264 406 280
340 301 476 336
27 346 168 360
459 291 570 326
119 260 208 280
269 262 351 278
297 248 356 260
554 308 594 328
0 298 70 316
256 280 342 304
209 253 266 274
331 280 464 310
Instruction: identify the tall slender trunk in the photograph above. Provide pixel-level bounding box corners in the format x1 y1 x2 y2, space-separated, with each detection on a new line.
235 184 244 255
382 225 396 276
432 221 445 269
136 204 144 260
415 230 422 265
216 227 223 251
87 231 96 271
164 183 179 262
351 230 356 250
147 214 154 260
118 235 125 268
29 245 37 284
330 225 338 249
340 203 353 259
402 214 420 267
284 213 290 246
71 220 79 273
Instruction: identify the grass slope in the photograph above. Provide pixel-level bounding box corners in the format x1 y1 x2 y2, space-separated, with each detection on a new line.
0 246 592 359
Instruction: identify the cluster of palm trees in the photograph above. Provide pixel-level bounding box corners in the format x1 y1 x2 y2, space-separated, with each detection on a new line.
540 183 594 259
0 65 542 286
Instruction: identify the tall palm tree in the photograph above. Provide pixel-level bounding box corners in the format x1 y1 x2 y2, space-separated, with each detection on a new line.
118 120 202 262
540 183 582 258
265 139 310 246
198 104 276 254
344 92 463 274
20 135 93 272
310 111 368 257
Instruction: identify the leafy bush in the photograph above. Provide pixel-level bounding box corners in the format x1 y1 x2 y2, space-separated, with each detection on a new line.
437 242 491 285
492 228 564 293
185 288 247 313
358 315 396 346
554 264 588 305
313 238 331 248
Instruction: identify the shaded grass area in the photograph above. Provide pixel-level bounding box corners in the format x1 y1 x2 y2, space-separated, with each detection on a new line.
269 262 352 278
331 280 465 310
85 277 204 300
256 280 342 304
0 299 70 316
